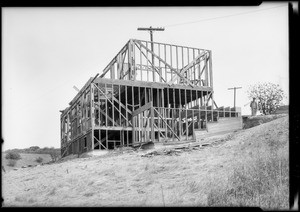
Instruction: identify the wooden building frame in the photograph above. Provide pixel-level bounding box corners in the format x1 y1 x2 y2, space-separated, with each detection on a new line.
60 39 241 157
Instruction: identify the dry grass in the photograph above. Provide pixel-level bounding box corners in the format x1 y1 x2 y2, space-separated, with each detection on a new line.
2 115 289 208
207 151 289 209
207 115 289 209
2 153 52 171
7 159 17 167
243 113 286 129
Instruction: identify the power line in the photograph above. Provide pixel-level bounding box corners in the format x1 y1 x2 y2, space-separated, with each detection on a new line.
163 4 287 28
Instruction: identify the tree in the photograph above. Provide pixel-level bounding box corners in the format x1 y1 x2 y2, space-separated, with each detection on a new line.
247 82 285 115
5 152 21 160
29 146 40 151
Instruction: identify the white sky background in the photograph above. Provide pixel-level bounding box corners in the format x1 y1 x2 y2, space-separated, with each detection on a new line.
2 3 289 150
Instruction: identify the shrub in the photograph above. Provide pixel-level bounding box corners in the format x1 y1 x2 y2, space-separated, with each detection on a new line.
29 146 40 151
35 156 43 163
7 159 17 167
50 152 60 162
5 152 21 160
42 147 50 152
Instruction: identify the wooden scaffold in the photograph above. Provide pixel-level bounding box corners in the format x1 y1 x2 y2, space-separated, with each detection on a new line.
60 39 242 157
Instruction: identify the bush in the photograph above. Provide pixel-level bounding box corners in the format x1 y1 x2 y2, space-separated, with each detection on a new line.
42 147 50 152
5 152 21 160
35 157 43 163
50 151 60 162
29 146 40 151
7 159 17 167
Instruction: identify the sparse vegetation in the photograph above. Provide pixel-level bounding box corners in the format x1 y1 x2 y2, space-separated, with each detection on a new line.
7 159 17 167
5 152 21 160
2 115 288 208
5 146 60 155
4 147 61 163
243 114 287 129
207 117 289 209
35 157 43 163
50 151 60 162
2 153 52 172
207 153 288 209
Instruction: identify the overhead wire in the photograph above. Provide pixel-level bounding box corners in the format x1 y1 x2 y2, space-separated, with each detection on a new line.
163 4 288 28
17 4 288 112
161 3 287 105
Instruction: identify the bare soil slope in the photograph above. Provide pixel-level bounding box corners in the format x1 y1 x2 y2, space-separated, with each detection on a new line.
2 115 289 208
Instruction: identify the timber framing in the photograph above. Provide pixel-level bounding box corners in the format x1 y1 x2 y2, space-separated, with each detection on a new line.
60 39 241 157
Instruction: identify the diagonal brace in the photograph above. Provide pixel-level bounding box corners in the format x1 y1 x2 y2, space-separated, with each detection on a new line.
153 108 180 141
134 43 167 83
135 40 194 87
94 83 132 126
99 109 120 127
94 136 108 150
168 51 208 85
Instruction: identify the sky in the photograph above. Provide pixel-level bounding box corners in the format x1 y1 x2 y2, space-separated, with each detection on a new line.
2 3 290 150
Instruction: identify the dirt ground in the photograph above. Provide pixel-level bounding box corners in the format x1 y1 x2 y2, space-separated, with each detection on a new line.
2 114 289 207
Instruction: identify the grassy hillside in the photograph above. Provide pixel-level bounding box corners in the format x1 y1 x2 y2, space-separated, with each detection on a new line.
207 115 289 209
243 113 287 129
2 115 289 209
4 147 60 156
2 147 61 172
2 153 52 172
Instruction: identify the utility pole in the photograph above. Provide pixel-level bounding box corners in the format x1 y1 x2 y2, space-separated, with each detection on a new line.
137 26 165 65
228 87 242 109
